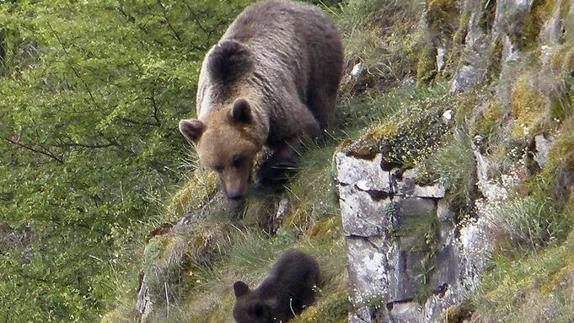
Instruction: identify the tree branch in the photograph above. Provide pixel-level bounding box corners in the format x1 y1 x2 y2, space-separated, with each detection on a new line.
146 89 161 126
157 0 183 42
115 4 166 47
46 22 99 110
3 137 64 164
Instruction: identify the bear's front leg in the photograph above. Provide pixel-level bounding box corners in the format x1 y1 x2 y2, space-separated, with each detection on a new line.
253 102 322 189
253 143 299 189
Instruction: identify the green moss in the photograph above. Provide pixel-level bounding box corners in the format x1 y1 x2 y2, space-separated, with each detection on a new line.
511 73 549 138
416 43 437 85
505 0 568 51
507 0 547 50
474 100 504 138
426 0 460 35
486 36 504 82
165 170 218 220
445 9 471 74
424 0 464 82
452 10 470 45
143 235 172 270
381 109 451 170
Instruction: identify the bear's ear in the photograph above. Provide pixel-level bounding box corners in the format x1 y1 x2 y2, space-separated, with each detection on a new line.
230 99 252 124
233 281 250 298
179 119 204 143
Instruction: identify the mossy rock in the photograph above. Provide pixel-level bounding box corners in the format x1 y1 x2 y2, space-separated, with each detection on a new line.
426 0 460 35
474 100 504 138
511 73 549 138
166 170 218 219
182 221 235 265
416 43 437 86
377 108 451 170
143 234 179 271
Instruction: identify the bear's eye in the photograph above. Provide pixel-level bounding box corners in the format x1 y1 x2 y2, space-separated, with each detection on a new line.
232 155 245 168
213 165 224 173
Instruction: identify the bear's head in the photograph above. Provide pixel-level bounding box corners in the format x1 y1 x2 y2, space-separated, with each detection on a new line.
179 98 261 200
232 281 275 323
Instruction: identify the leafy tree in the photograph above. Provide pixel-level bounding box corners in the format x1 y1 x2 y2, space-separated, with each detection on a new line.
0 0 250 320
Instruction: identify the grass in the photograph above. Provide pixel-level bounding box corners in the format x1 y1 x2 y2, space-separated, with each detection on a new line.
334 0 423 95
432 130 477 215
511 72 550 138
487 195 567 253
471 229 574 322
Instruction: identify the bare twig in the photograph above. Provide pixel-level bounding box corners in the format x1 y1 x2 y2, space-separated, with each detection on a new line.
3 137 64 163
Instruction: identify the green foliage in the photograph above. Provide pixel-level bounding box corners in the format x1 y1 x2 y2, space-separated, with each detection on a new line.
0 0 251 320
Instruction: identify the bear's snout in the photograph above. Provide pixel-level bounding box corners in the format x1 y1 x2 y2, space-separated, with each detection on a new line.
227 191 244 200
222 175 247 200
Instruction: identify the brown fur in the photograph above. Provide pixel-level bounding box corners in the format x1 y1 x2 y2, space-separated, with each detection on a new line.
232 250 320 323
179 0 344 199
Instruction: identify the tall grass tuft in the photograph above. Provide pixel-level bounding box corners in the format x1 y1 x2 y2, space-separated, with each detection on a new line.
433 130 477 215
490 195 567 252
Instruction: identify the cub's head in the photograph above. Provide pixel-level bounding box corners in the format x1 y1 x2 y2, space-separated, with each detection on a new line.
179 99 261 200
232 281 274 323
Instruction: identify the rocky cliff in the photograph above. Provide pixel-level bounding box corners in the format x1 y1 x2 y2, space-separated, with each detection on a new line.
337 0 573 321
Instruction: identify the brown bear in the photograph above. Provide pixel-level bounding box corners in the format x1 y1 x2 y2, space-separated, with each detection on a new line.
232 249 320 323
178 0 343 200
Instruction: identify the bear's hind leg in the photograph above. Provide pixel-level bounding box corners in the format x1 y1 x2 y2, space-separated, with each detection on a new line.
307 88 337 136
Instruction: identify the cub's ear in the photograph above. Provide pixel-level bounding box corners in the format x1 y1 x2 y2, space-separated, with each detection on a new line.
230 99 252 124
233 281 250 298
179 119 204 143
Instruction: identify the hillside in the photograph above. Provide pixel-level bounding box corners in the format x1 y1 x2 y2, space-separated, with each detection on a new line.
1 0 573 322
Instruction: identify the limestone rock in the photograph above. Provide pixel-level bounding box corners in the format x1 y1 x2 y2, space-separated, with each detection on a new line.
533 134 553 168
337 134 521 322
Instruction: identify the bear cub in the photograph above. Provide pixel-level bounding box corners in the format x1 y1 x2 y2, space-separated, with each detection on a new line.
232 249 320 323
